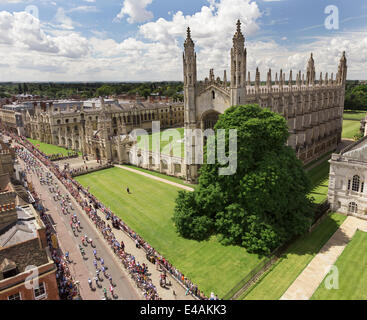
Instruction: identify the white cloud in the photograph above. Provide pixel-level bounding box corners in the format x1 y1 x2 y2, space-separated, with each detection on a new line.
53 7 75 30
138 0 262 77
285 33 367 80
0 10 90 58
0 0 366 81
115 0 154 24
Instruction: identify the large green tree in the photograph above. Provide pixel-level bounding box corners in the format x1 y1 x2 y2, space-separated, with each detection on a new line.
173 104 314 255
345 84 367 110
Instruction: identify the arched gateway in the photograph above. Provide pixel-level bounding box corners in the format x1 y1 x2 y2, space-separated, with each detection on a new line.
183 20 347 183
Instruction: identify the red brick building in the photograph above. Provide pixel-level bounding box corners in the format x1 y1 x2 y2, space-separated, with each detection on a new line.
0 144 59 300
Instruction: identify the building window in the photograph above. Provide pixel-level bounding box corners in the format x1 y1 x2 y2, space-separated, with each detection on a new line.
352 175 360 192
212 91 215 99
34 282 46 300
8 293 21 300
362 182 364 193
348 202 358 214
348 179 351 190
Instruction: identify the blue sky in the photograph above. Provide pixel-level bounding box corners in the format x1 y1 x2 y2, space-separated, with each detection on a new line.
0 0 366 81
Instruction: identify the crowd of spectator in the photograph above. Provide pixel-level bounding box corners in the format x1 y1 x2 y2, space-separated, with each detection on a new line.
49 151 79 162
18 161 81 300
8 131 210 300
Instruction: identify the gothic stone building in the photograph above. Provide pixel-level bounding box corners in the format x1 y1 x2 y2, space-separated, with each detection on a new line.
328 136 367 218
24 98 184 162
183 20 347 182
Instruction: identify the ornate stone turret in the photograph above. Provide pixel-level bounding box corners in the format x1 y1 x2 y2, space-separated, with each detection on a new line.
279 69 284 90
255 67 260 92
223 70 227 88
289 70 293 91
267 68 272 90
306 53 316 85
338 51 347 85
180 19 348 184
183 27 197 126
183 26 198 182
209 69 215 82
230 20 247 105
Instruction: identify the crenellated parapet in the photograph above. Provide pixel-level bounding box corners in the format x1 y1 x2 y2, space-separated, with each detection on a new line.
196 69 230 96
183 20 348 182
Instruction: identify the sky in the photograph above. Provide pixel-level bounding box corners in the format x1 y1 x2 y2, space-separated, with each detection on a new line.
0 0 366 82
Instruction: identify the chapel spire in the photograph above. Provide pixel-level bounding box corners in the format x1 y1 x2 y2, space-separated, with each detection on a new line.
184 27 194 48
230 20 247 105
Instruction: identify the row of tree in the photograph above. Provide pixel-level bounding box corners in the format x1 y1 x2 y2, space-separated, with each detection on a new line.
2 80 366 107
345 82 367 110
0 82 184 101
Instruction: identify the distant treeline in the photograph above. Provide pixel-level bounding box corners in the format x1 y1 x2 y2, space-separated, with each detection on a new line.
345 81 367 110
0 82 184 101
1 80 366 109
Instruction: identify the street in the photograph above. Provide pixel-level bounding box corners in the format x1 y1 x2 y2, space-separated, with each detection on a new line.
16 144 141 300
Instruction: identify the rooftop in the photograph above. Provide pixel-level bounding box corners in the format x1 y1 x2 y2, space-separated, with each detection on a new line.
0 205 41 248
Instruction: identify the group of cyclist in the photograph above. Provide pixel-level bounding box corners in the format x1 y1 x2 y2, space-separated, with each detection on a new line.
14 141 117 300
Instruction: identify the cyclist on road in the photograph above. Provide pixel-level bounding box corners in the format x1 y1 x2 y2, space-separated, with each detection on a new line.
110 285 114 297
94 276 99 287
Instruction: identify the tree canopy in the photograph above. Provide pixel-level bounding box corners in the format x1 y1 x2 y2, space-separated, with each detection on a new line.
0 82 184 101
173 104 314 255
345 83 367 110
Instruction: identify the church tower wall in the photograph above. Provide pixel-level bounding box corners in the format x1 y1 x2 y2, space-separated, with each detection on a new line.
183 20 348 182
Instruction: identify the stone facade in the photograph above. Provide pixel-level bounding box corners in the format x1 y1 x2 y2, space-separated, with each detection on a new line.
184 20 347 182
24 98 184 163
329 136 367 218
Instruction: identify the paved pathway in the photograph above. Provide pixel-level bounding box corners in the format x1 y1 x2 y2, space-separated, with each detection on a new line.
280 216 367 300
115 165 195 192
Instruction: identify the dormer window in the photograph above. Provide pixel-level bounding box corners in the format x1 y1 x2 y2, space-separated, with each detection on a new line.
0 258 18 279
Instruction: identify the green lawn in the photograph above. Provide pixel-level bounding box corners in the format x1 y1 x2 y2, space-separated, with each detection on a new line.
241 212 346 300
343 109 367 121
311 230 367 300
75 167 263 298
122 164 197 188
340 109 367 140
342 120 361 139
137 128 185 158
28 138 80 156
306 156 331 204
